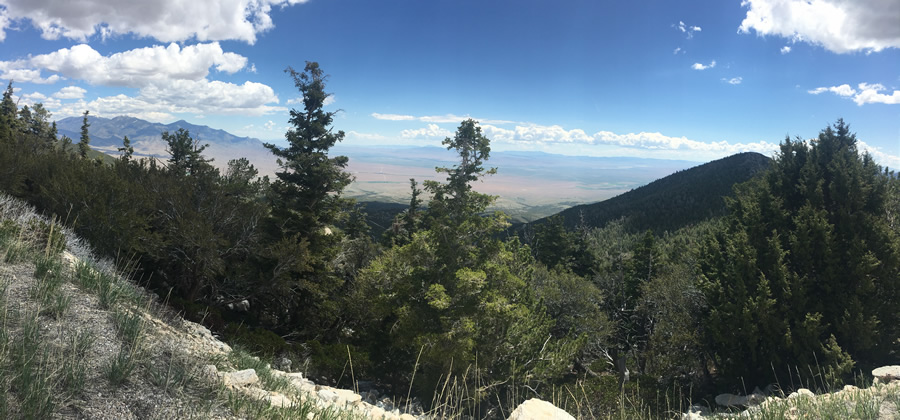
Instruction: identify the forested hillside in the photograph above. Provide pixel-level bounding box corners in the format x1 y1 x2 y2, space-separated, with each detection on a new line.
523 152 772 235
3 67 899 419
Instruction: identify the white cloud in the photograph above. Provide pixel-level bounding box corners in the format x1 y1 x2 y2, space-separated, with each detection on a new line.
0 61 62 84
249 64 257 73
3 42 282 117
264 120 276 130
780 45 792 54
480 123 780 157
371 112 515 125
673 47 684 54
323 95 336 106
53 86 86 99
859 140 900 169
371 112 416 121
26 42 246 87
346 131 387 141
16 91 61 108
739 0 900 53
676 21 702 39
853 83 900 105
723 77 743 85
0 8 8 42
807 82 900 105
401 124 453 139
808 84 857 97
0 0 310 44
692 60 716 70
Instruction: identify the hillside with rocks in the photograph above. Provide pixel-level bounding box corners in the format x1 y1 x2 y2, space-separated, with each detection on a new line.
0 193 578 419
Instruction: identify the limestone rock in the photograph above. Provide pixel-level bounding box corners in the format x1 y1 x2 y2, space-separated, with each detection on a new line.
317 388 338 402
508 398 575 420
787 388 814 399
872 365 900 384
223 368 259 387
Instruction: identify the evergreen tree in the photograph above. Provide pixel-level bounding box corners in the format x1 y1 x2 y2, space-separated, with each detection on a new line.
699 119 899 385
118 136 134 163
78 110 91 158
0 81 17 142
260 62 352 331
358 119 576 405
163 128 211 175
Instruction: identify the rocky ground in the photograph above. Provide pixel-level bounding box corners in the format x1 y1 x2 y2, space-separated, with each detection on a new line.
682 367 900 419
0 193 571 420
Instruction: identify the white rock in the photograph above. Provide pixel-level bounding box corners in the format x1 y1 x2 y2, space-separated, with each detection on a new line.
788 388 814 399
508 398 575 420
267 392 294 408
223 368 259 387
317 388 338 402
872 365 900 384
334 388 362 405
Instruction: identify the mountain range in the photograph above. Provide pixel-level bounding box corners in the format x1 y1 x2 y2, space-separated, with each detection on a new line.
55 116 279 175
56 116 746 222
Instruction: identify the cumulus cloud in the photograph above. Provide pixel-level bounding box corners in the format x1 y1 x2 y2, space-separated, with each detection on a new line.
808 84 857 97
0 0 309 44
0 61 61 84
673 47 684 54
780 45 792 54
691 60 716 70
675 21 702 39
723 77 743 85
859 140 900 169
371 112 514 125
3 42 282 117
53 86 86 99
739 0 900 53
853 83 900 105
401 124 453 139
25 42 247 87
807 82 899 105
264 120 276 130
480 123 780 156
16 91 61 108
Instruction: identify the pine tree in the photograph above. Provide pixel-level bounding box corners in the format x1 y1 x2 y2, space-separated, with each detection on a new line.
118 136 134 163
259 62 352 332
78 110 91 158
699 119 898 385
163 128 211 175
0 82 17 142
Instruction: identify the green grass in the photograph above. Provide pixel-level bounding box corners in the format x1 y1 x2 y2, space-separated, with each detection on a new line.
31 255 70 319
105 308 147 387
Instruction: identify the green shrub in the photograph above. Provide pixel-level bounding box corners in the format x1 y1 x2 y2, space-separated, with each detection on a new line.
224 324 288 359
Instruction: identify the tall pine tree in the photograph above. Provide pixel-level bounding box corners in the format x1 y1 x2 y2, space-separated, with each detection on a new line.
261 62 352 332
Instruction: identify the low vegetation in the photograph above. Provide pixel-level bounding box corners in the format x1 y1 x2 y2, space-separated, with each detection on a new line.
2 61 899 419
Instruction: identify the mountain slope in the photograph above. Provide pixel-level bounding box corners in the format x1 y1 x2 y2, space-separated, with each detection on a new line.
524 152 772 234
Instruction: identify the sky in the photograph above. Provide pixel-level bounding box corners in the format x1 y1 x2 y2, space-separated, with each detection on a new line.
1 0 899 165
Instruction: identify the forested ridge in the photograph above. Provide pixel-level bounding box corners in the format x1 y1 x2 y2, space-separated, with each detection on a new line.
2 64 899 417
520 151 772 235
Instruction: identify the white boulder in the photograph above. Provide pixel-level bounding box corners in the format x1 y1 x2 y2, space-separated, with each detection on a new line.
872 365 900 384
508 398 575 420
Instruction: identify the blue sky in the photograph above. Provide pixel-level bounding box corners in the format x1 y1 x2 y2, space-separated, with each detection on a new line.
1 0 898 164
